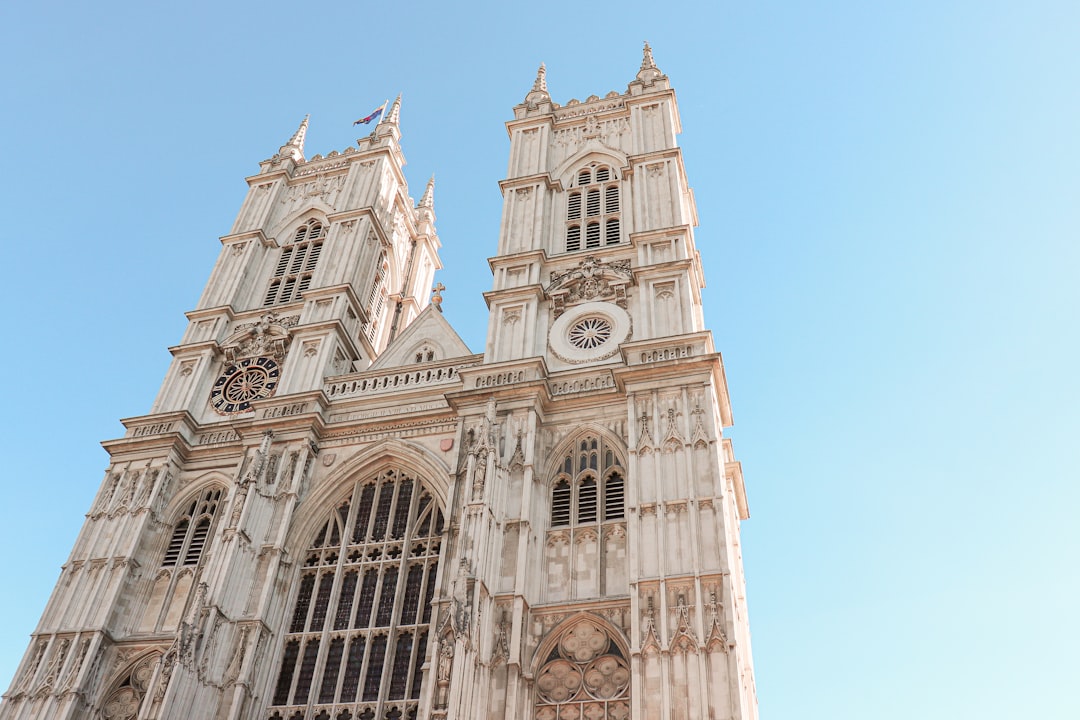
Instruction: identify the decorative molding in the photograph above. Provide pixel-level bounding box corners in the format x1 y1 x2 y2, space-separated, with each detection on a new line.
546 256 632 318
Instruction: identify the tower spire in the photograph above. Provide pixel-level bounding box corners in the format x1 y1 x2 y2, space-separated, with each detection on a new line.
524 62 551 105
279 115 308 162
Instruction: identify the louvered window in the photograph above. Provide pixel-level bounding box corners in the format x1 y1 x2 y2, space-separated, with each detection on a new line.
551 480 572 526
271 469 443 719
549 435 626 528
568 193 582 220
604 473 625 520
606 219 621 246
263 219 326 306
566 165 621 252
362 254 389 345
586 222 601 249
161 488 221 568
566 226 582 252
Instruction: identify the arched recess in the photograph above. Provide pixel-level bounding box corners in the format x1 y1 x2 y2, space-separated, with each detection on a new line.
285 438 452 551
97 650 161 720
136 481 227 635
544 427 629 602
552 148 630 189
531 613 631 720
260 211 331 309
267 439 451 720
404 339 442 365
265 205 334 248
543 424 627 482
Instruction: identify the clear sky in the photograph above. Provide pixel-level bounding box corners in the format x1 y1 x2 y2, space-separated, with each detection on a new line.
1 1 1077 717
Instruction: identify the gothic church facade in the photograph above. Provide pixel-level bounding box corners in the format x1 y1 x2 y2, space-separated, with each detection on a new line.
1 46 758 720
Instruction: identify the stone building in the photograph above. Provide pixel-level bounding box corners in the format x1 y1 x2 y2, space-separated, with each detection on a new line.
1 45 758 720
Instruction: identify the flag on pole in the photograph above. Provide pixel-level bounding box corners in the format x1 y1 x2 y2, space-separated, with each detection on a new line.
353 102 386 125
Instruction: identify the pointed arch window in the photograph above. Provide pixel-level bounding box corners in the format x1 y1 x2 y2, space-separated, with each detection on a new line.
363 252 389 344
162 488 222 567
270 469 443 720
137 487 223 635
550 435 625 527
565 165 621 253
263 219 326 306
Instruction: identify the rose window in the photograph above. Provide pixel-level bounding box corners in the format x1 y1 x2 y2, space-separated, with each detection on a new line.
567 317 613 350
535 620 630 720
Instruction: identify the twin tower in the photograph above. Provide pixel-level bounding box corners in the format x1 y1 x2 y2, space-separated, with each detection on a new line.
2 46 759 720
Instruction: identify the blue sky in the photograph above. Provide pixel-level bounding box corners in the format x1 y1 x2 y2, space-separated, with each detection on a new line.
1 1 1077 717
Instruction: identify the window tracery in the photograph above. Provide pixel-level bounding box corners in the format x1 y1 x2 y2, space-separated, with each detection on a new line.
535 620 630 720
162 488 221 567
269 469 443 720
264 219 326 306
550 436 625 528
566 165 621 253
137 487 223 634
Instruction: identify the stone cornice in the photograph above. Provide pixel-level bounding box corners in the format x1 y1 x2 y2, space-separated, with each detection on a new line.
481 284 545 308
218 229 270 248
487 249 547 271
497 173 562 193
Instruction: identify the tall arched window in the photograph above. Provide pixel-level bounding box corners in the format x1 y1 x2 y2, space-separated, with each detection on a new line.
162 488 222 567
565 165 620 252
269 469 443 720
137 487 223 634
264 219 326 306
363 252 389 344
550 435 625 528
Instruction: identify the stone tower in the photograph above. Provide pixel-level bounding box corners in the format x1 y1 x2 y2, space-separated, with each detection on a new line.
1 45 758 720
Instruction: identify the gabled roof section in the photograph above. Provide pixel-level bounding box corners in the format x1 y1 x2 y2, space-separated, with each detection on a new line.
369 304 473 370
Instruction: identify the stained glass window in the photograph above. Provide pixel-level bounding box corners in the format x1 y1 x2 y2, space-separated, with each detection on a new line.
270 469 442 719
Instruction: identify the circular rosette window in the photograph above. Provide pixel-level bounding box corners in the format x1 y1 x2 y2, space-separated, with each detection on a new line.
548 301 631 364
536 659 584 704
582 655 631 700
559 620 610 663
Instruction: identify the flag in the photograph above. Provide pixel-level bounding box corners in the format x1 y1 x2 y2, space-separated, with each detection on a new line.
353 104 385 125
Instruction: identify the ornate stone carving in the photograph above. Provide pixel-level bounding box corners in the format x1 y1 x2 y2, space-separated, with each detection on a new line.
640 596 661 656
546 256 632 318
60 638 90 693
225 312 295 362
704 590 729 652
669 593 698 654
691 403 710 447
636 411 655 453
662 407 685 453
491 616 510 666
508 429 525 471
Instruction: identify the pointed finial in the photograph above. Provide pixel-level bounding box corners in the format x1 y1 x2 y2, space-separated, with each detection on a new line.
279 115 309 162
383 94 402 125
533 63 548 93
641 41 656 70
431 282 445 311
635 41 664 85
525 62 551 104
419 175 435 208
